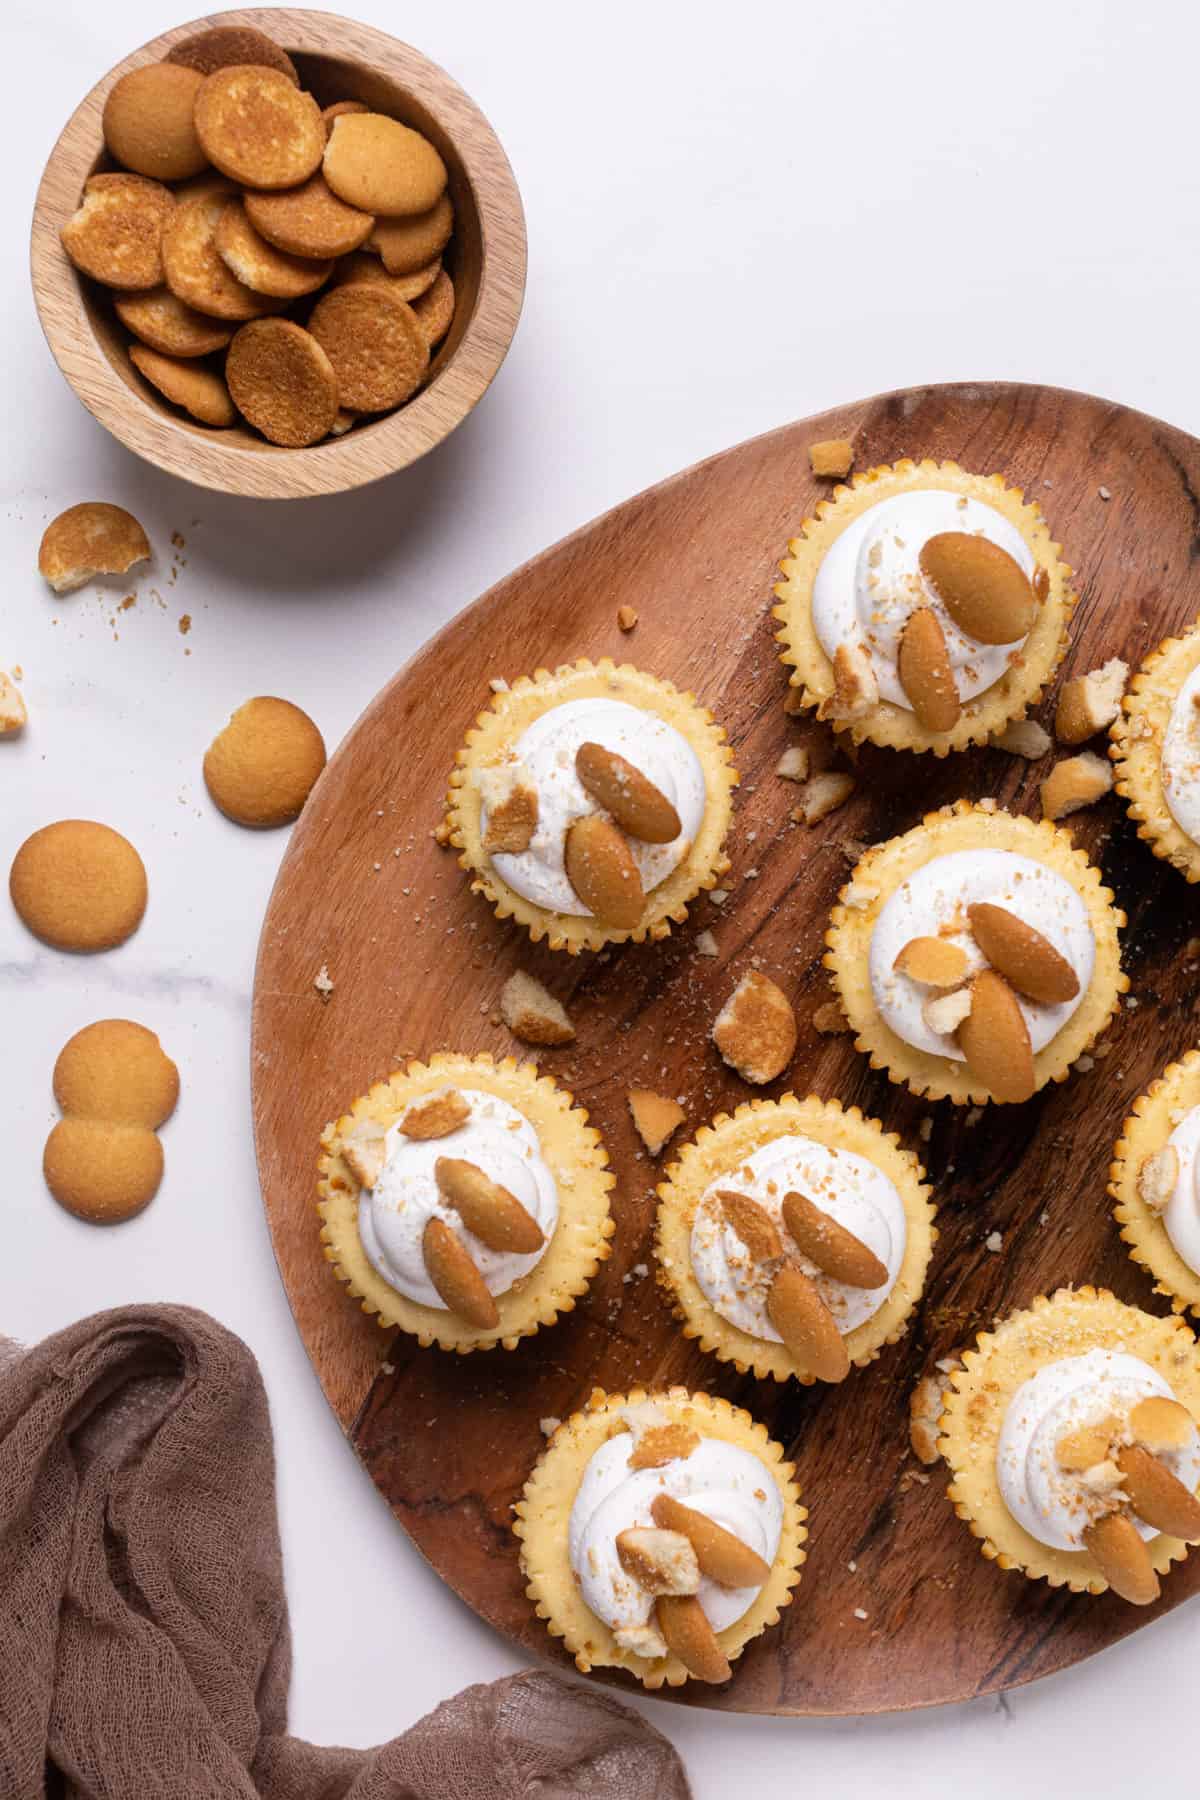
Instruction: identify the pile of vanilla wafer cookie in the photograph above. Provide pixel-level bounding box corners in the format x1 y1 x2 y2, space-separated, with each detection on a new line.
60 23 456 446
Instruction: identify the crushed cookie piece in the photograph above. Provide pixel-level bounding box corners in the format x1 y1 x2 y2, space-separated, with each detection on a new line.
499 969 575 1046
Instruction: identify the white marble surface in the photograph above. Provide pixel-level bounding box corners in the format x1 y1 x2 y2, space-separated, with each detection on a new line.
3 1 1198 1792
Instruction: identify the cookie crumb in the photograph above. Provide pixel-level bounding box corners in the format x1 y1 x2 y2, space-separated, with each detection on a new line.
616 605 638 632
985 1230 1003 1253
314 963 334 1000
694 929 719 957
500 970 575 1046
809 438 854 479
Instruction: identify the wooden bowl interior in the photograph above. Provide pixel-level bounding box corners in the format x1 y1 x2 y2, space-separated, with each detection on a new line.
76 48 482 456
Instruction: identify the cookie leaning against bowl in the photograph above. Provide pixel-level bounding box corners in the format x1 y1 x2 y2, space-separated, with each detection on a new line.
1111 1049 1200 1320
317 1053 614 1351
1110 615 1200 883
655 1094 934 1384
515 1386 807 1687
773 459 1076 754
445 659 737 953
824 800 1125 1105
937 1286 1200 1605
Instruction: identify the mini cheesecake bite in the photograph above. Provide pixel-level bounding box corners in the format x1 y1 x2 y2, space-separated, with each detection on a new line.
774 460 1075 754
445 659 737 952
937 1287 1200 1604
655 1095 935 1383
515 1387 806 1687
1111 1049 1200 1319
317 1052 613 1350
825 801 1125 1105
1111 617 1200 882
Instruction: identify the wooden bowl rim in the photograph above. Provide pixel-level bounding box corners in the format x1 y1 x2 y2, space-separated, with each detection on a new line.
29 7 527 499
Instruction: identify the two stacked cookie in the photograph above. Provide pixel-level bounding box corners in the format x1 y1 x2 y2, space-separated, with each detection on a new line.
61 24 456 445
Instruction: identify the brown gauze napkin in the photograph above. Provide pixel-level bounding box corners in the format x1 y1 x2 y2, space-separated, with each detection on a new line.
0 1304 691 1800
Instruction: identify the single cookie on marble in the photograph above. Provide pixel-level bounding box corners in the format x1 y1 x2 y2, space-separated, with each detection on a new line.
102 63 208 181
165 24 299 85
60 172 175 290
10 820 147 951
115 287 233 358
39 502 150 594
45 1019 178 1223
129 343 236 427
243 174 373 260
225 320 339 448
308 284 428 412
368 193 453 275
215 198 332 298
323 113 446 216
203 695 327 825
194 65 324 189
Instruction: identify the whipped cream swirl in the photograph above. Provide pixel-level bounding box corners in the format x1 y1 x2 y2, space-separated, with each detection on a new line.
689 1133 905 1339
1161 1103 1200 1276
811 490 1036 709
997 1350 1200 1550
1161 662 1200 847
479 698 706 915
869 848 1094 1059
357 1088 557 1308
567 1411 782 1642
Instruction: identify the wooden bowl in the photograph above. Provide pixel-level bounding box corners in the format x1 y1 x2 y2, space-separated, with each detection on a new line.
30 8 527 499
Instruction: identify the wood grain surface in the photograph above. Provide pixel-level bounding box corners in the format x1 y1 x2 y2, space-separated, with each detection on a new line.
30 9 526 499
252 381 1200 1713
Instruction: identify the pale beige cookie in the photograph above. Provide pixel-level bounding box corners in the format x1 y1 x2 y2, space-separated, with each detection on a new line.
39 502 150 594
162 193 280 320
165 25 299 84
225 320 340 448
215 198 332 297
114 287 233 357
129 344 235 427
334 252 441 302
308 285 428 411
60 172 175 290
0 672 27 736
243 173 373 260
368 192 454 274
203 695 327 825
412 269 455 348
324 113 447 216
321 99 368 136
45 1019 178 1223
194 66 324 189
102 63 207 181
10 820 147 951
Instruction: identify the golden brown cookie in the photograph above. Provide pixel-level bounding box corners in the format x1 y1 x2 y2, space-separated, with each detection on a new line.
129 344 236 427
412 268 455 348
194 66 324 189
225 320 339 447
38 503 150 594
308 285 428 411
323 113 446 216
203 696 327 826
102 63 208 181
243 174 374 260
60 172 175 290
10 820 147 951
161 193 280 320
114 287 233 357
321 99 369 136
45 1019 178 1224
215 198 332 297
368 192 453 274
0 672 27 736
335 252 440 302
165 25 299 85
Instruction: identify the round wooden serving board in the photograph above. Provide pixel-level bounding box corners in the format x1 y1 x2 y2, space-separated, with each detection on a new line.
253 381 1200 1714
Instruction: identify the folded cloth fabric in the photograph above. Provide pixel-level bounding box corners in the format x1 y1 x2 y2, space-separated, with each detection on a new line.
0 1305 691 1800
